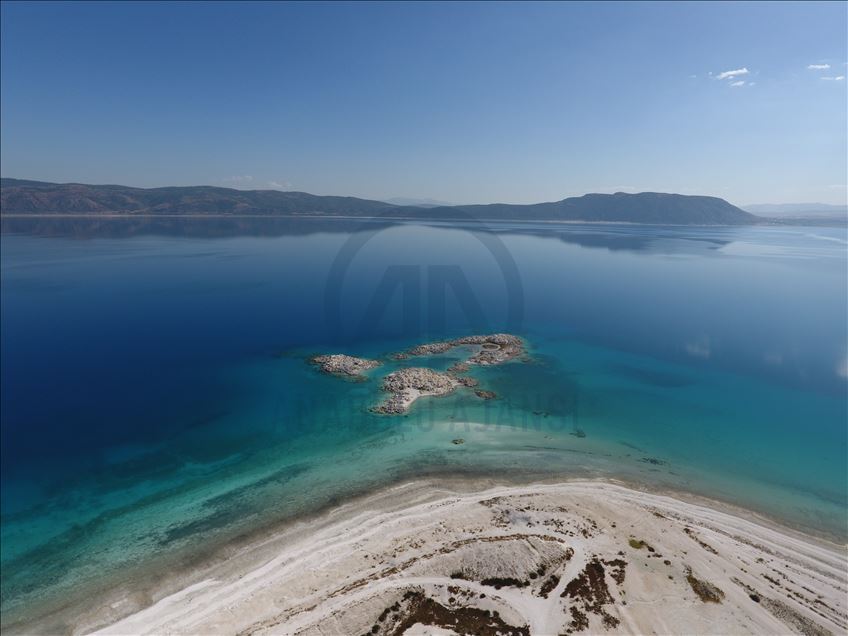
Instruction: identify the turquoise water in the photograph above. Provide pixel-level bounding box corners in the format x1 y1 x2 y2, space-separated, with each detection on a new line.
1 218 846 625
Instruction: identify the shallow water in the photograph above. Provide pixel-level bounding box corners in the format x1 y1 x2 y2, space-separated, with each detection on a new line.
1 217 846 621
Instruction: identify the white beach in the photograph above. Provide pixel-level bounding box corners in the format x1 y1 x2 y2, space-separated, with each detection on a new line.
88 480 847 636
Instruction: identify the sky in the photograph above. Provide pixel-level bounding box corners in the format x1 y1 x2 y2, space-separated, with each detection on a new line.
1 1 846 206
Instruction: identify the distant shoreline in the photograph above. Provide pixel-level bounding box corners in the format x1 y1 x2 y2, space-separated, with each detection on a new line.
2 213 844 227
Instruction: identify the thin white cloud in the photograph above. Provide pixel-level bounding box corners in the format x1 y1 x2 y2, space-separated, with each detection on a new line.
821 75 845 81
223 175 254 184
268 180 292 190
729 80 746 87
716 67 749 80
808 63 831 70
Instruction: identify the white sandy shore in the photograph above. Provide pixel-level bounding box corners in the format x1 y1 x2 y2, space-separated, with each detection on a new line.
88 481 847 636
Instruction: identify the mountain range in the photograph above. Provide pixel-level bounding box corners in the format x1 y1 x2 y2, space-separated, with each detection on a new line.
0 178 759 225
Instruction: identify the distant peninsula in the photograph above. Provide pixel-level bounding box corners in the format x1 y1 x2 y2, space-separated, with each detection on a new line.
0 178 759 225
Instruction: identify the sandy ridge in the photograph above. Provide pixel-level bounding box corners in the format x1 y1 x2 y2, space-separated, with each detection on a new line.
93 481 847 636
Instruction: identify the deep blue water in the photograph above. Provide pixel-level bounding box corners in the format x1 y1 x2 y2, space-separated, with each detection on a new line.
1 217 846 623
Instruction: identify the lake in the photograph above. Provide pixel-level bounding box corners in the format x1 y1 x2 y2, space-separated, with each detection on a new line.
1 217 846 624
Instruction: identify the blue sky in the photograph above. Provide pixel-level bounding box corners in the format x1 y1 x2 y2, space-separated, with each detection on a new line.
1 1 846 205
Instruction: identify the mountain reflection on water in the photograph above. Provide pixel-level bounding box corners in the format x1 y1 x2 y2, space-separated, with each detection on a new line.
1 215 735 254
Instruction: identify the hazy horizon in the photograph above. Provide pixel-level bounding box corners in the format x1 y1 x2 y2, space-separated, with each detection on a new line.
1 1 846 206
2 175 848 211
